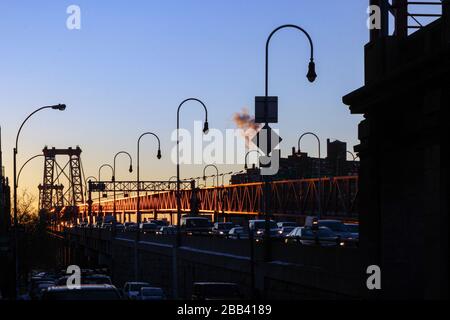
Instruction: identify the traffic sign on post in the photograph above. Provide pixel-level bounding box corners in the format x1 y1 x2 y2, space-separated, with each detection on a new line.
255 96 278 123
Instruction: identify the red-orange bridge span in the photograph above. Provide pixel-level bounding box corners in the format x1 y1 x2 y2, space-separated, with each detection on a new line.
78 176 358 222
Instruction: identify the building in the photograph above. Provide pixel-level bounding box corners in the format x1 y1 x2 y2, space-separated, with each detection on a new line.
231 139 359 184
342 0 447 299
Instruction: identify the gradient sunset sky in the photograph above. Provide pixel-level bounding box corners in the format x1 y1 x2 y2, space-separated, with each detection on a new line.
0 0 367 202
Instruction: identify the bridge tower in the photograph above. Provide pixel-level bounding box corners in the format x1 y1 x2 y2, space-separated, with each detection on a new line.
38 147 85 212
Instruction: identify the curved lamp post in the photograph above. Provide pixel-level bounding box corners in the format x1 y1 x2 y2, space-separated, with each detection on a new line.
13 103 66 298
175 98 209 299
221 171 233 186
176 98 209 236
347 151 357 161
84 176 97 205
298 132 322 219
244 150 263 170
137 132 161 225
98 164 114 215
202 164 219 187
17 154 44 187
113 151 133 221
265 24 316 97
259 25 317 272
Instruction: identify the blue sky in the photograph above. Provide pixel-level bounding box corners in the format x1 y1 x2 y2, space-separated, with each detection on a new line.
0 0 368 201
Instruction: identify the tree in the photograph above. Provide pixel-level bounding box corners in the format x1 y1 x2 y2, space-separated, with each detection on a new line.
16 189 38 231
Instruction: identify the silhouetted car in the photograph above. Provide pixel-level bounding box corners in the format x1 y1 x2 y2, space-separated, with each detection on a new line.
285 227 341 247
42 284 122 300
139 222 159 234
212 222 235 237
277 221 297 228
150 220 169 227
228 227 249 240
29 280 55 300
83 274 112 285
249 220 280 240
191 282 241 300
277 226 296 238
344 223 359 240
318 220 352 240
124 222 138 232
114 223 125 232
156 226 177 235
137 287 166 300
123 282 151 300
180 216 212 235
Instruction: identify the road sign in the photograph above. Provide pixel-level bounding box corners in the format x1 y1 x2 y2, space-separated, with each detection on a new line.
252 123 282 156
255 96 278 123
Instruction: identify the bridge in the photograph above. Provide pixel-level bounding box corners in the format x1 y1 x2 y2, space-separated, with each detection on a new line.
74 176 358 225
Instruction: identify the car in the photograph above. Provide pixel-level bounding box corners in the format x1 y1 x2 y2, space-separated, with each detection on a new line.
137 287 166 300
285 226 341 247
156 225 177 235
180 216 212 235
150 220 169 227
277 221 297 228
344 223 359 240
124 222 138 232
277 226 296 238
101 222 113 230
123 282 151 300
34 282 55 300
318 220 353 240
228 227 249 240
114 223 125 232
212 222 235 237
191 282 241 300
42 284 122 300
54 273 112 287
139 222 159 234
29 280 55 300
249 220 280 239
83 274 112 285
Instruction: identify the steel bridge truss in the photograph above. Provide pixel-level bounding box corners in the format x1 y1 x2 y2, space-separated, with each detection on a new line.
81 176 358 219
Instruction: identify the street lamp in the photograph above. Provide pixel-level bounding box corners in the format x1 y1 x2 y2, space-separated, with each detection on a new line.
137 132 161 225
17 154 44 186
175 98 209 299
113 151 133 222
244 150 263 170
258 25 317 275
221 171 233 186
98 164 114 216
265 24 316 97
83 176 97 225
298 132 322 219
13 103 66 298
202 164 219 187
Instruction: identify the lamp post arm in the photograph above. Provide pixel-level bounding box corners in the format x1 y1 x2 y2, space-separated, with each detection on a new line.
265 24 315 96
17 154 44 186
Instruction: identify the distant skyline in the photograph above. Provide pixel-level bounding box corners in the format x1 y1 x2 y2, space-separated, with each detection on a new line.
0 1 367 204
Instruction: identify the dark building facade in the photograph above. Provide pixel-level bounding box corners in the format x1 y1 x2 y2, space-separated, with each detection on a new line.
343 0 448 299
231 139 359 185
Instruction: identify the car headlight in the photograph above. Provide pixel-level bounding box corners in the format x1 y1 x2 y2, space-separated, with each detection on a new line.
278 230 283 234
219 231 224 235
339 242 345 247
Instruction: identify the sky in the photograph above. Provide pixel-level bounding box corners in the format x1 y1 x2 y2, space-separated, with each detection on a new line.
0 0 368 204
